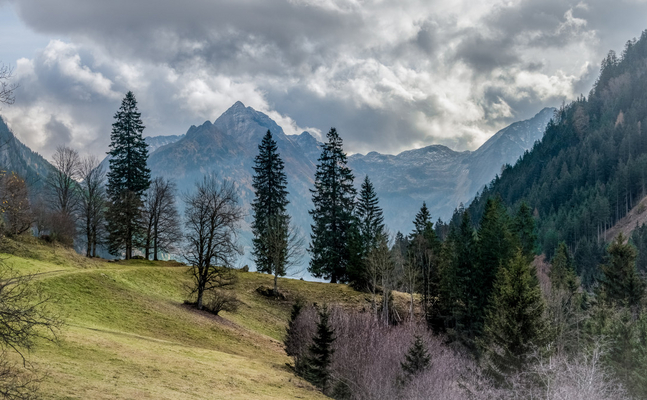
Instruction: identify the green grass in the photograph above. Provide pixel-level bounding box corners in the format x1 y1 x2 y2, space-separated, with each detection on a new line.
0 237 373 399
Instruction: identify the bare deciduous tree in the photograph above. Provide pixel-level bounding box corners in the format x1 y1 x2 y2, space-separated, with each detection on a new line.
0 259 61 399
47 146 80 217
78 156 106 257
183 175 243 310
0 173 32 236
0 64 17 107
143 177 181 261
258 216 304 294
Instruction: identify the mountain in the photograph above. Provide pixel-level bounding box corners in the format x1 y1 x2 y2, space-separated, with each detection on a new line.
465 31 647 286
146 102 554 268
346 108 555 234
0 116 54 188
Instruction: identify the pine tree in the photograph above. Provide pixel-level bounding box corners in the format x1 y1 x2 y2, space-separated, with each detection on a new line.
599 233 645 309
284 299 305 371
475 197 514 335
440 210 478 344
409 202 441 328
550 242 578 293
512 201 537 261
481 250 549 381
251 130 291 288
304 304 336 391
412 202 431 235
106 91 150 259
347 176 385 288
400 335 431 382
309 128 356 283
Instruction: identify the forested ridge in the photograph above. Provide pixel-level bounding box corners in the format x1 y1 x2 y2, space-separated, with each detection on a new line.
467 29 647 285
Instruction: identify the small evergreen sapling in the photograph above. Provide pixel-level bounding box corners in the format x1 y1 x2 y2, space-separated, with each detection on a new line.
303 304 336 392
400 335 431 383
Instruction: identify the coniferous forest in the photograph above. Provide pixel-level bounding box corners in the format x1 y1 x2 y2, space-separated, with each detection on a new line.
3 6 647 400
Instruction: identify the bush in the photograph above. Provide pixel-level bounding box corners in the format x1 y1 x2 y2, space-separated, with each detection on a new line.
203 289 239 316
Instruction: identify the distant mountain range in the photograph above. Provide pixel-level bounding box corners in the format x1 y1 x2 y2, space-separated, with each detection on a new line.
146 102 555 238
1 102 554 270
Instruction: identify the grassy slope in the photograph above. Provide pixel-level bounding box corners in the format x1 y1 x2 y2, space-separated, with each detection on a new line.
1 237 369 399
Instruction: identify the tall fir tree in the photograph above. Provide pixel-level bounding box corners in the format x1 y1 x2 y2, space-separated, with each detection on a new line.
512 201 537 261
599 233 645 309
251 130 291 286
303 304 336 392
475 197 515 336
309 128 356 283
481 250 549 381
106 91 151 259
412 202 431 235
347 175 386 288
440 210 478 345
550 242 578 293
408 202 441 329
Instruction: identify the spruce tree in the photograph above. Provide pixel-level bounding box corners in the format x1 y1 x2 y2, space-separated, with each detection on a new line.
347 176 385 288
599 233 645 309
475 197 514 335
304 304 336 391
440 210 478 344
481 250 549 381
550 242 578 293
409 202 441 328
309 128 356 283
106 91 150 259
412 202 431 235
512 201 537 261
400 335 431 382
251 130 291 287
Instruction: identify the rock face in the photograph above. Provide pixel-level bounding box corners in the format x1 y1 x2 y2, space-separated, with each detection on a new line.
0 117 54 189
147 102 555 255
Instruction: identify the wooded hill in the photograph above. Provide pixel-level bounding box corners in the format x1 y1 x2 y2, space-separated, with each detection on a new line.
467 30 647 286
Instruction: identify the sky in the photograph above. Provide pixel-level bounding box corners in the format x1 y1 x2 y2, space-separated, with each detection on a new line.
1 0 646 160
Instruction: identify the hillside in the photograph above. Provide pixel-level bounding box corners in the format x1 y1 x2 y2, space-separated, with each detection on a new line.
0 237 372 399
0 116 54 188
466 30 647 285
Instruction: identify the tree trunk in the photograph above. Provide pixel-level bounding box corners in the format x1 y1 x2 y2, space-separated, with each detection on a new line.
197 290 204 310
274 274 279 295
153 220 159 261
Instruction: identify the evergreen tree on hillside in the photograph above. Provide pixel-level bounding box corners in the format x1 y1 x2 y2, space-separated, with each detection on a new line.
106 91 151 259
481 250 549 381
400 335 431 383
440 210 478 345
348 176 386 288
408 203 441 329
251 130 292 288
599 233 645 309
475 197 515 336
309 128 356 283
303 304 336 391
512 202 537 261
550 242 578 293
413 202 431 235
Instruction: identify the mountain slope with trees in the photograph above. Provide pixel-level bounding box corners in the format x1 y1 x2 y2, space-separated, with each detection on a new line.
467 30 647 286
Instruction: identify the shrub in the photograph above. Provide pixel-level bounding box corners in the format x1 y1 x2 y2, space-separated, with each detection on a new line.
203 289 239 316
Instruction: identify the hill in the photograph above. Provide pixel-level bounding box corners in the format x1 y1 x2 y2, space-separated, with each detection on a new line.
466 30 647 285
0 236 372 399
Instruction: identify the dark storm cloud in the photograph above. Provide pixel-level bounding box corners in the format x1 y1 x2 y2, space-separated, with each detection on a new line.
3 0 647 158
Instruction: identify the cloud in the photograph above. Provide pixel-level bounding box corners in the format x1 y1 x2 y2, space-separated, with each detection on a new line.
2 0 647 158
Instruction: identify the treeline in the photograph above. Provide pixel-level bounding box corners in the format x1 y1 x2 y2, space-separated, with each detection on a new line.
467 29 647 286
